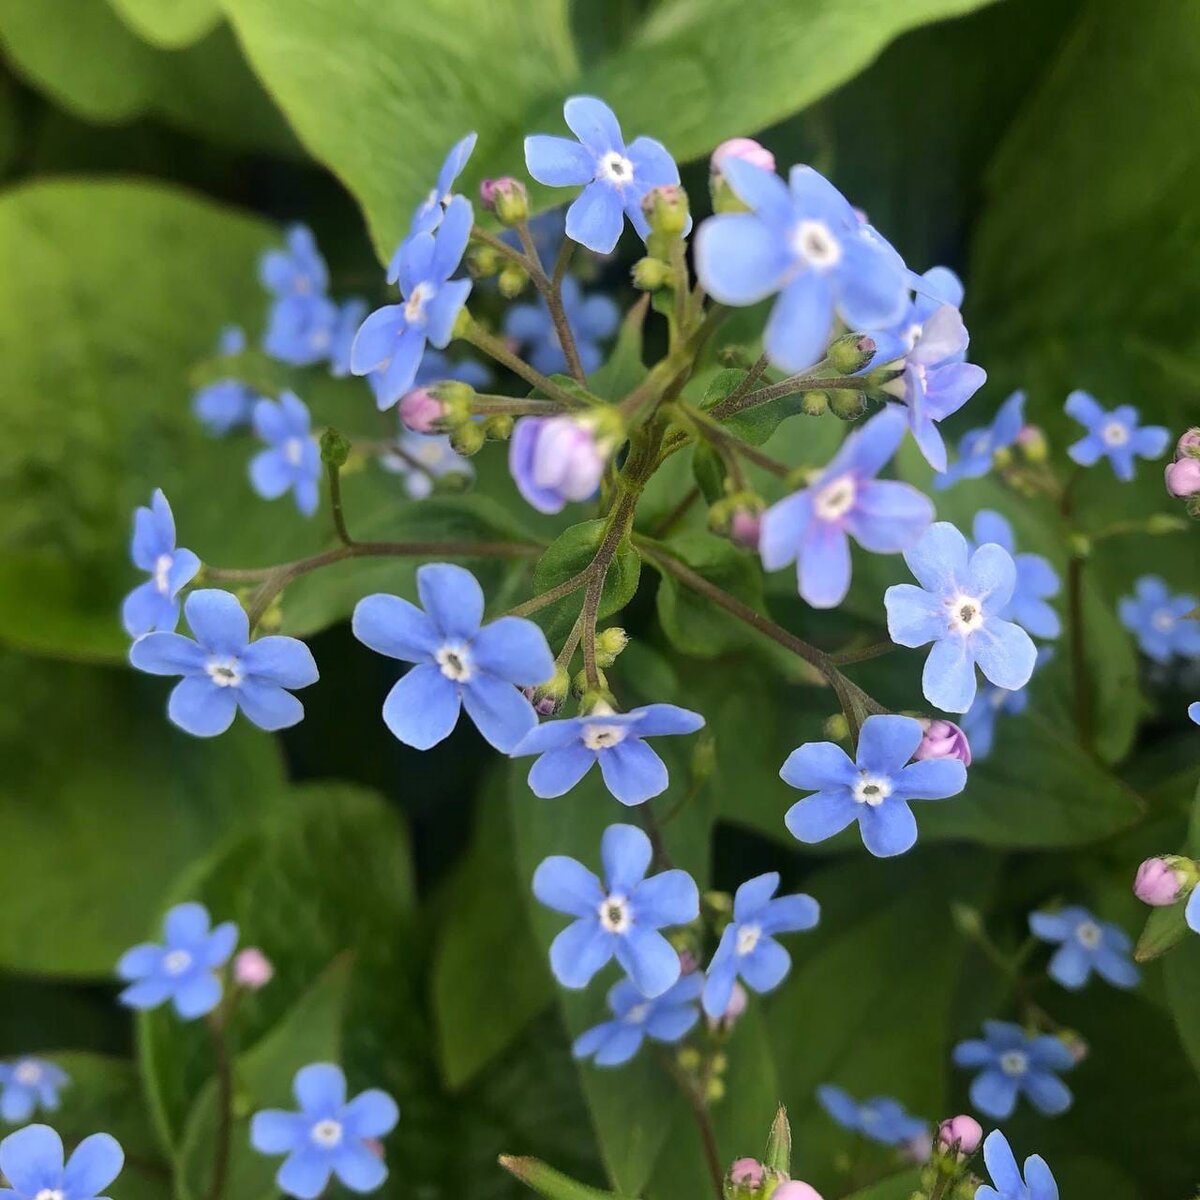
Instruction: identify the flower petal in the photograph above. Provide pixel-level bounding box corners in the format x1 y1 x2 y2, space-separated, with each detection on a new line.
970 1068 1019 1119
798 520 851 609
168 677 239 738
250 1110 304 1154
565 180 626 255
236 682 305 732
333 1140 388 1193
470 617 555 685
240 636 319 689
277 1146 333 1200
173 971 222 1019
184 589 248 655
904 522 969 594
527 743 597 798
352 593 440 663
740 937 791 993
0 1124 64 1193
884 584 944 648
563 95 623 154
129 632 206 676
891 758 967 801
855 714 923 774
62 1133 124 1197
779 741 857 790
524 135 596 186
601 823 653 893
981 1130 1023 1194
784 789 858 845
381 664 462 749
461 674 537 752
858 799 918 857
694 213 790 306
972 619 1036 692
549 918 612 989
598 739 669 805
764 275 835 374
632 869 699 928
417 563 484 639
614 927 681 999
922 636 978 713
533 856 604 918
294 1063 346 1116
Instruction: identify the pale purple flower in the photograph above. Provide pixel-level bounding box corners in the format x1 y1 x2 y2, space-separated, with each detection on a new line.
509 416 609 514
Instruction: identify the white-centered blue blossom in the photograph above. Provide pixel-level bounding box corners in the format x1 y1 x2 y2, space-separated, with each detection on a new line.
816 1085 928 1147
935 389 1026 490
976 1131 1058 1200
968 510 1061 640
952 1020 1075 1119
250 392 322 517
1029 906 1140 991
0 1059 68 1124
391 132 478 279
122 489 200 638
573 973 703 1068
1118 575 1200 662
192 326 260 435
1065 390 1170 481
0 1124 123 1200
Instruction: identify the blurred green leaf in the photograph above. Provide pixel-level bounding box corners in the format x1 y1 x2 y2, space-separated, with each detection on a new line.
106 0 220 48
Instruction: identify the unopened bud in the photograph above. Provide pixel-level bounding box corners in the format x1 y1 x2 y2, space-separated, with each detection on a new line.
823 713 849 741
951 902 983 938
642 184 690 242
1134 855 1198 906
1166 456 1200 498
479 177 529 225
1175 427 1200 459
398 388 445 434
233 948 274 990
469 244 502 277
482 414 514 441
914 719 972 767
801 392 829 417
772 1184 823 1200
828 390 867 421
632 256 671 291
706 1077 726 1103
319 426 351 467
727 1159 764 1191
594 627 629 668
706 981 747 1032
677 1046 702 1072
936 1115 982 1156
711 138 776 176
730 509 762 551
902 1134 932 1165
525 667 570 717
1058 1029 1089 1063
1016 425 1048 463
450 421 486 456
827 333 877 375
717 346 756 369
498 262 529 298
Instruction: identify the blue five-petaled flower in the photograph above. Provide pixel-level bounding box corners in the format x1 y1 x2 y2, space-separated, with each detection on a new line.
259 225 339 368
503 276 620 376
573 973 703 1068
251 1063 399 1200
353 564 554 753
885 522 1037 712
511 702 705 806
1064 390 1170 481
260 224 328 300
935 389 1026 490
701 873 819 1018
968 511 1061 640
953 1020 1075 1119
760 406 933 608
250 392 322 517
694 157 908 373
0 1059 68 1124
402 132 478 248
116 901 237 1019
1029 906 1140 991
977 1130 1058 1200
193 326 260 435
525 96 685 255
0 1124 123 1200
533 823 699 998
130 589 319 737
1118 575 1200 663
816 1085 928 1147
781 714 967 858
122 489 200 638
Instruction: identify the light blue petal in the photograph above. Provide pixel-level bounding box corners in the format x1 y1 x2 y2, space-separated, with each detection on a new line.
119 976 175 1010
951 1038 993 1067
165 902 210 945
352 593 439 664
694 213 790 305
972 619 1036 692
724 157 795 227
204 922 238 968
1067 433 1105 467
1047 941 1091 990
784 789 858 845
798 520 851 608
922 636 978 713
970 1068 1019 1119
645 1004 700 1045
1131 424 1170 458
294 1064 346 1117
251 1110 305 1154
511 717 588 756
524 135 596 186
614 927 681 999
129 631 205 676
759 489 812 571
122 582 177 638
1023 1069 1072 1115
0 1088 34 1124
563 96 623 154
779 740 857 790
565 180 625 255
533 856 604 918
470 617 555 685
184 590 248 655
277 1147 333 1200
417 563 484 639
629 704 705 737
332 1141 388 1193
381 664 462 749
350 306 405 374
601 824 652 894
0 1124 63 1193
966 543 1017 610
598 739 669 805
116 943 161 980
624 136 679 187
1029 910 1073 943
527 744 597 798
817 1084 862 1131
426 278 473 348
904 522 969 594
764 274 835 374
461 674 537 752
981 1131 1023 1194
1092 945 1140 989
62 1133 124 1197
168 677 239 737
632 869 699 928
846 480 932 553
858 799 918 857
701 941 739 1019
972 510 1013 553
249 449 293 500
240 636 319 688
891 757 967 802
884 584 944 648
1064 390 1104 428
833 234 908 331
237 681 305 732
173 971 222 1019
760 893 820 935
740 937 791 993
549 918 612 989
732 873 780 920
594 1025 647 1067
1187 886 1200 932
1024 1156 1059 1200
855 714 923 774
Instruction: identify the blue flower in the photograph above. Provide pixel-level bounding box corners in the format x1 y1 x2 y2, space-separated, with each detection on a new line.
962 646 1054 759
968 511 1061 639
816 1085 928 1147
935 389 1026 490
379 433 473 499
878 266 964 355
406 132 478 244
694 158 908 372
782 714 967 858
193 326 259 435
116 901 237 1018
511 702 705 806
760 407 933 608
509 416 608 515
977 1130 1058 1200
260 224 329 299
329 298 368 378
503 276 619 376
121 489 200 638
0 1124 123 1200
1118 575 1200 662
264 293 340 367
0 1059 68 1124
701 873 819 1018
1188 880 1200 933
953 1020 1075 1119
1190 701 1200 726
885 522 1037 712
573 973 703 1067
1029 906 1140 991
352 564 553 752
130 589 319 737
352 196 474 411
251 1063 398 1200
250 392 322 517
524 96 684 255
532 823 699 997
1065 390 1170 481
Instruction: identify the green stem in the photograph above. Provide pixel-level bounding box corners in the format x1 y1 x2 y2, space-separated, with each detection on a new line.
709 371 862 420
830 639 899 667
326 458 353 546
516 219 588 387
204 1011 234 1200
458 318 593 409
684 406 791 479
1059 467 1093 748
720 352 769 410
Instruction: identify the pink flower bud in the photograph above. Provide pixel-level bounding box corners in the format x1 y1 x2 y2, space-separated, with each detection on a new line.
728 1159 764 1188
730 510 762 551
711 138 776 176
479 177 528 223
1165 456 1200 497
398 388 444 434
913 719 972 767
233 948 274 990
1175 427 1200 458
936 1115 982 1155
772 1183 823 1200
1134 856 1186 906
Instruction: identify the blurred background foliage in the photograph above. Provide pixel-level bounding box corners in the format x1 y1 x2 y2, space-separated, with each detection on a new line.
0 1 1197 1198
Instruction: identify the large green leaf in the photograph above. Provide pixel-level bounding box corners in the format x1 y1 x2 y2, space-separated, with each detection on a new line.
106 0 220 48
0 651 284 976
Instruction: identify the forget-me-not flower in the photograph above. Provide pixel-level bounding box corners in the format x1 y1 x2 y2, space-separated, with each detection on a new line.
935 389 1026 490
525 96 684 254
977 1130 1058 1200
885 522 1037 712
534 824 699 997
816 1085 928 1147
264 291 340 367
759 406 933 607
511 701 705 806
193 326 259 435
251 1063 398 1200
0 1059 68 1124
701 873 819 1018
694 158 908 372
968 511 1061 639
116 901 237 1018
877 266 964 356
260 224 328 299
329 298 368 378
353 564 553 752
782 714 967 858
379 432 473 499
573 972 703 1067
962 646 1054 759
509 415 610 515
130 589 318 737
1065 391 1170 481
1190 701 1200 726
503 276 619 376
1118 575 1200 662
122 489 200 638
1029 906 1140 991
0 1124 123 1200
250 392 322 517
953 1020 1075 1119
398 132 477 256
352 196 474 410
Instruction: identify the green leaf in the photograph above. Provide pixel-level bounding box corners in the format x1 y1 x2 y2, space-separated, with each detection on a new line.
106 0 220 47
0 651 284 976
839 1173 921 1200
501 1155 635 1200
762 1105 791 1175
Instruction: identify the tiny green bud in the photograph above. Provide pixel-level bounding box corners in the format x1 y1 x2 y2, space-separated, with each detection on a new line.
828 390 867 421
468 244 502 277
575 681 611 709
710 173 749 215
823 713 849 741
827 332 877 375
993 445 1014 469
1016 425 1048 463
690 731 718 784
706 1077 726 1103
433 470 472 495
642 184 690 240
632 256 671 291
451 306 474 339
432 380 475 425
528 667 570 717
256 595 285 635
801 391 829 417
710 1052 728 1075
704 889 733 916
677 1047 702 1072
482 414 514 441
594 627 629 668
479 176 529 225
717 346 756 369
319 426 351 468
450 421 486 456
950 902 984 938
497 262 529 298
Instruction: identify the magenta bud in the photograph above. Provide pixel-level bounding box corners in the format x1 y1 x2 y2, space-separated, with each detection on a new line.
728 1160 765 1188
1165 456 1200 497
711 138 776 176
1134 856 1187 906
772 1183 823 1200
937 1115 982 1156
480 176 528 224
914 719 972 767
398 388 444 434
521 687 558 717
1175 427 1200 458
677 948 700 975
233 948 274 990
729 510 762 551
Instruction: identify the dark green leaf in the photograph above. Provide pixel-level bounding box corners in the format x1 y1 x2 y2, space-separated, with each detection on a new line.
107 0 220 48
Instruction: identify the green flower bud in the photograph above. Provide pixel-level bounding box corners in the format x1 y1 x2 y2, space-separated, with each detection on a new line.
450 421 486 456
1016 425 1048 463
801 391 829 417
498 262 529 298
642 184 690 240
528 666 570 717
632 256 671 291
828 390 867 421
480 176 529 226
482 414 514 441
594 627 629 668
827 332 877 375
319 426 351 468
823 713 849 741
468 244 502 277
431 380 475 426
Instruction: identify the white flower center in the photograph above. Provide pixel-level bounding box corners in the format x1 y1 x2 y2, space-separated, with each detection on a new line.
813 472 857 521
792 219 842 268
853 773 893 807
597 151 634 186
999 1050 1028 1076
736 923 762 956
283 437 306 466
35 1190 65 1200
310 327 331 351
1076 920 1102 949
154 553 174 595
205 656 243 688
625 1002 651 1025
1151 608 1176 634
583 721 628 750
1101 420 1129 447
163 949 193 976
947 593 985 635
435 641 473 682
310 1119 343 1149
903 322 924 351
14 1061 41 1086
405 281 436 325
598 894 631 934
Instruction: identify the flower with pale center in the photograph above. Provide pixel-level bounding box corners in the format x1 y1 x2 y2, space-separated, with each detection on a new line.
435 641 472 682
999 1051 1028 1076
792 219 841 268
598 895 632 934
852 774 892 807
204 657 243 689
163 949 193 976
1101 420 1129 446
310 1119 343 1149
